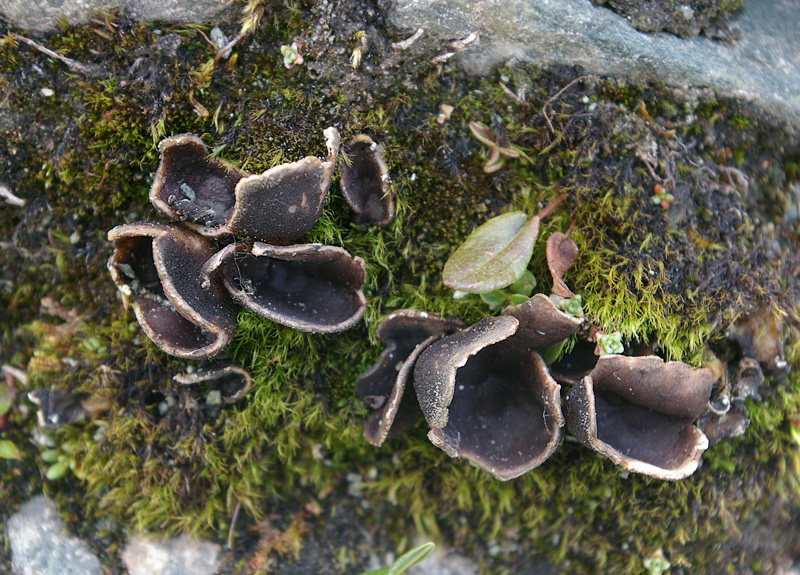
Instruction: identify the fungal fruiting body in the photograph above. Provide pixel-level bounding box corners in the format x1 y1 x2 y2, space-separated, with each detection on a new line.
566 355 714 480
356 310 464 446
107 222 237 359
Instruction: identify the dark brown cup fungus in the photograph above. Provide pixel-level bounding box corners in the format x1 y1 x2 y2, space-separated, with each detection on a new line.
28 388 112 428
150 134 246 233
151 129 339 243
566 355 714 480
356 310 464 446
226 155 335 244
174 365 252 404
203 241 366 333
413 305 576 481
340 134 393 226
548 339 599 385
107 222 238 359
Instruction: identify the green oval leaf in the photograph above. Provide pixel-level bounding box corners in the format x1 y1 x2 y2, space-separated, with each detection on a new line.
40 449 60 463
46 461 70 481
509 270 536 296
507 293 530 306
443 212 540 293
0 439 21 459
480 290 508 307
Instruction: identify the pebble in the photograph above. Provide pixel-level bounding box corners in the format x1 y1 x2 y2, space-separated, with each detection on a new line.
6 496 102 575
121 534 221 575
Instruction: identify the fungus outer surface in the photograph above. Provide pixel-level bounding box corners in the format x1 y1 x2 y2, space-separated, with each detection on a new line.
174 365 252 404
205 241 366 333
502 293 584 350
108 222 237 359
356 310 465 406
357 310 464 446
414 315 519 430
566 355 714 480
150 134 245 233
363 333 441 447
226 156 334 244
340 134 394 226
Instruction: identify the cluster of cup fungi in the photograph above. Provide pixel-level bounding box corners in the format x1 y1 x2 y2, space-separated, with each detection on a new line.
106 126 392 405
107 127 394 358
355 231 729 482
106 124 775 483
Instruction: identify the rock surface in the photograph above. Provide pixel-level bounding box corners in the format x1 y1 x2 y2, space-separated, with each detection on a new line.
406 547 480 575
2 0 798 128
0 0 232 33
388 0 800 130
121 534 221 575
6 496 102 575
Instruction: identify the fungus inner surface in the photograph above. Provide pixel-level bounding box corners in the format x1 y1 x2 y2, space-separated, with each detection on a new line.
112 235 162 296
594 390 700 470
341 137 391 225
160 143 239 227
224 250 361 327
439 344 553 467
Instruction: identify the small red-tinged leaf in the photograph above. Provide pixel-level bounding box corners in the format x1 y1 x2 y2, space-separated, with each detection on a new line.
443 212 539 293
0 439 21 459
546 231 578 298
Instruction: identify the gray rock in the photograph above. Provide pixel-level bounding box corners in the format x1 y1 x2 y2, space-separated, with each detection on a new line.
120 534 221 575
6 495 102 575
388 0 800 130
407 547 480 575
0 0 233 33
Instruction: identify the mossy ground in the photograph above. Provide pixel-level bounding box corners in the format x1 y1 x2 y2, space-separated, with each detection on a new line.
1 3 799 574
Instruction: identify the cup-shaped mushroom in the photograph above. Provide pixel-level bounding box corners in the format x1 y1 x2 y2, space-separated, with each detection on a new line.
414 316 565 481
356 310 464 446
225 154 335 244
204 241 366 333
340 134 393 226
150 134 246 235
107 222 237 359
566 355 714 480
547 339 599 385
174 365 252 404
502 293 584 351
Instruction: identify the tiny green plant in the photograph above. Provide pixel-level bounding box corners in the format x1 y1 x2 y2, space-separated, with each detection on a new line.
0 439 21 459
361 542 435 575
479 270 537 308
642 548 671 575
443 197 563 295
597 331 624 355
40 441 82 481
